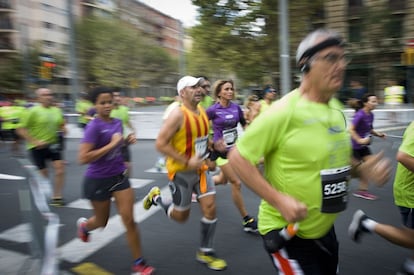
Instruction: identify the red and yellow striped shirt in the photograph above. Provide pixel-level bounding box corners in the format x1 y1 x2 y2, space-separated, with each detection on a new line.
166 104 209 174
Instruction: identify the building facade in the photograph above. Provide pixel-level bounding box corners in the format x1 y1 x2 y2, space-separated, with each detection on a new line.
0 0 183 98
290 0 414 102
115 0 183 58
0 0 17 54
3 0 413 101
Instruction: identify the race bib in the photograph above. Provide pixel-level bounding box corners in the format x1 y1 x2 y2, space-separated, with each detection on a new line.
195 136 209 158
222 127 238 147
320 166 350 213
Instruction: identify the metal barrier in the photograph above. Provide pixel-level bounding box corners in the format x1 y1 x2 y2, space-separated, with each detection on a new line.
18 159 60 275
63 107 414 140
343 107 414 129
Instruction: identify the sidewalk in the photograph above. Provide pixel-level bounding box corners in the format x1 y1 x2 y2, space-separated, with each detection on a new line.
65 105 414 140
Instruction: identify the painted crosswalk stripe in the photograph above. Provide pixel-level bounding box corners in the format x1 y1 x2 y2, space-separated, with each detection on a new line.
66 198 92 210
145 167 167 174
129 178 154 188
0 248 33 274
66 178 154 210
0 173 25 180
59 186 171 263
0 223 32 243
0 178 166 265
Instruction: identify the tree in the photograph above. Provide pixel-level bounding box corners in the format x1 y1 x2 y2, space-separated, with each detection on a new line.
188 0 326 88
75 16 176 88
0 54 23 92
189 0 268 86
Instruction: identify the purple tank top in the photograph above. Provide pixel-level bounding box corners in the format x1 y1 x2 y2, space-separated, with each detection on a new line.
206 102 244 147
82 117 126 178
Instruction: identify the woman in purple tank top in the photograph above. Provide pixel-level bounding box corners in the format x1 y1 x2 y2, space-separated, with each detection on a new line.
76 87 154 274
349 93 386 201
206 80 258 233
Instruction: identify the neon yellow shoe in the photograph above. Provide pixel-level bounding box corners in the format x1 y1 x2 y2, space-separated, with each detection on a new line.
196 250 227 271
143 186 161 210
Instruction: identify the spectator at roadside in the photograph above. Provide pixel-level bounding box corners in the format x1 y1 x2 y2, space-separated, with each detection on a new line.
384 80 405 106
350 79 368 100
384 80 406 123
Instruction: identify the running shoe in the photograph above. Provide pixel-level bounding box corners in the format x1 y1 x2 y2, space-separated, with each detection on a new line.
196 250 227 271
348 209 370 242
131 260 155 275
243 216 258 233
353 190 378 200
49 197 66 207
143 186 161 210
77 217 90 242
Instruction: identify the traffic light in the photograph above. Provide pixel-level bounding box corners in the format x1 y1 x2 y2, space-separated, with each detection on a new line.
39 60 55 80
38 55 56 81
401 48 414 66
42 61 56 68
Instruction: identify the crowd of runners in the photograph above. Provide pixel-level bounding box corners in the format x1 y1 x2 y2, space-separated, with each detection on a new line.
3 28 414 275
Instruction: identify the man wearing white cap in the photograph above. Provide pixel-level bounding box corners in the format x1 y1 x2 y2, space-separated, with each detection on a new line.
143 76 227 271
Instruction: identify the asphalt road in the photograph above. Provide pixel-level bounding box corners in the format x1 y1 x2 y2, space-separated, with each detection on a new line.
0 118 412 274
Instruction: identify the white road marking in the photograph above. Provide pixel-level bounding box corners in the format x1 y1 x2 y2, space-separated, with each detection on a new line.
0 173 25 180
0 177 167 266
65 178 154 210
0 223 32 242
58 186 171 263
129 178 154 188
145 167 167 174
66 198 92 210
0 248 34 274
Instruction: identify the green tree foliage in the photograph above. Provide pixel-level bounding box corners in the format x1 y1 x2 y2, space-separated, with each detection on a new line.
189 0 268 86
75 16 176 88
0 54 23 91
0 45 62 92
188 0 326 87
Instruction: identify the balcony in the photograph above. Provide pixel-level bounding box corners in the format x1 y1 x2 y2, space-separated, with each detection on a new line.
310 8 325 24
0 1 11 9
0 18 14 31
81 0 116 12
389 0 406 12
0 37 16 52
347 5 365 19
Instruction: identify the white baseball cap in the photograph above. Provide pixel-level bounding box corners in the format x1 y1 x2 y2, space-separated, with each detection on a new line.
177 76 201 94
